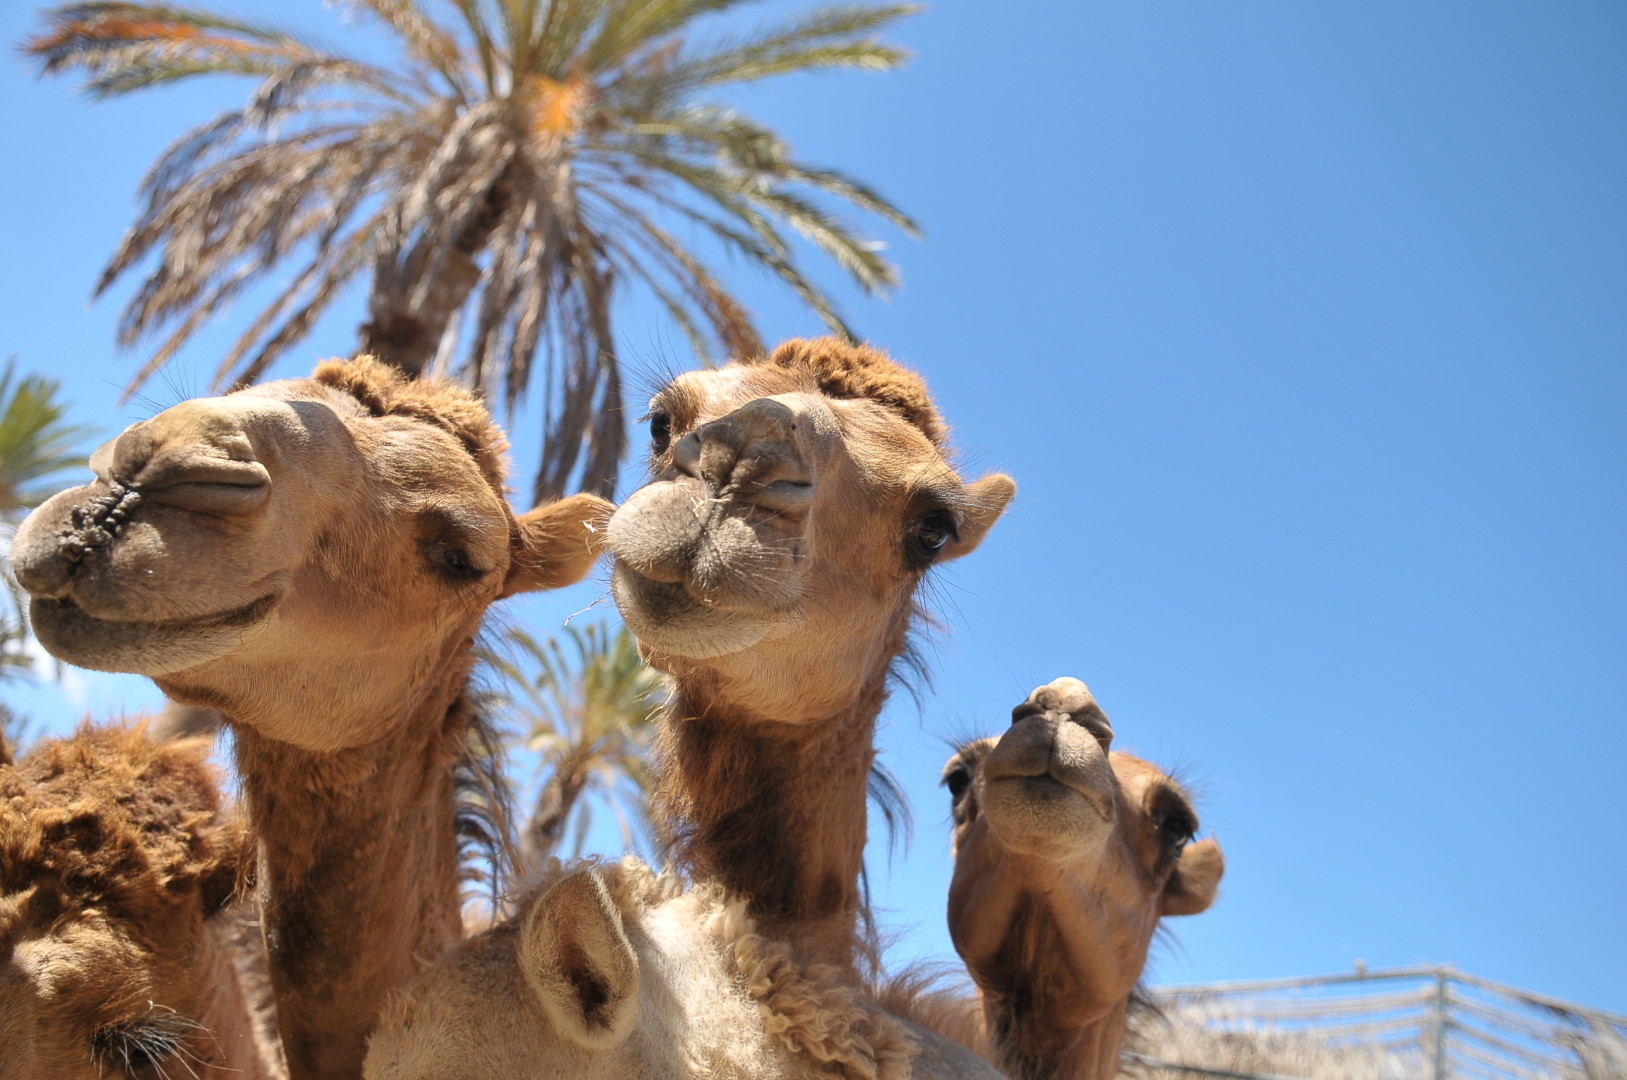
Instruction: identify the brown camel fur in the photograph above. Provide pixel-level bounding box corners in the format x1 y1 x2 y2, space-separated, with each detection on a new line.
365 858 920 1080
607 338 1015 975
10 358 611 1080
0 724 284 1080
941 678 1225 1080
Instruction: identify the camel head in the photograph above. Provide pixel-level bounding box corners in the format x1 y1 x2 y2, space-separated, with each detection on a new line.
10 358 611 750
365 860 913 1080
608 338 1015 720
942 677 1225 1019
0 727 249 1080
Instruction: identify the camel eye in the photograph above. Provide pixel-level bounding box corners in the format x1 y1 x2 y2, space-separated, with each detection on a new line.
1157 813 1196 852
425 541 486 582
92 1018 186 1078
911 512 958 564
944 766 971 801
649 410 672 455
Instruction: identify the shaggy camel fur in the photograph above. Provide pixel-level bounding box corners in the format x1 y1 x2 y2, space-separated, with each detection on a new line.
941 678 1225 1080
365 858 922 1080
608 338 1015 976
0 724 284 1080
11 358 610 1080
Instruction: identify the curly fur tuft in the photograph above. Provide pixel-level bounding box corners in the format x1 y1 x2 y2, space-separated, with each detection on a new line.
311 356 510 492
751 338 948 448
700 884 918 1080
0 724 237 918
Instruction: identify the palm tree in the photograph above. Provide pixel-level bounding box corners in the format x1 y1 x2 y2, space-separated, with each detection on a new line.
482 620 664 871
0 358 96 688
0 358 96 517
26 0 921 500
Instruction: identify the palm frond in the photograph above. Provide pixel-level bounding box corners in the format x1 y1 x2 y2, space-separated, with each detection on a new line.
480 620 664 871
0 359 97 515
31 0 921 499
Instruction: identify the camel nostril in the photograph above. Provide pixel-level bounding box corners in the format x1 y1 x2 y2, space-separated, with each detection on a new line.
671 429 704 480
1010 699 1047 726
1066 707 1114 753
141 459 271 517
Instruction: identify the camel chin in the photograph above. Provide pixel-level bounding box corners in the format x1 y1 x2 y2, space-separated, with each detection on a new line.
981 775 1115 862
610 562 773 659
27 593 279 676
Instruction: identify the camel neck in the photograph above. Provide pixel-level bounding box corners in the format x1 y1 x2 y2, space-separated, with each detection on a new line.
232 666 471 1080
194 910 282 1080
658 674 887 970
970 886 1135 1080
984 992 1129 1080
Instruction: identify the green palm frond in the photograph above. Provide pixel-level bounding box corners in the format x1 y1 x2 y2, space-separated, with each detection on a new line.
0 359 97 516
27 0 920 501
479 619 665 870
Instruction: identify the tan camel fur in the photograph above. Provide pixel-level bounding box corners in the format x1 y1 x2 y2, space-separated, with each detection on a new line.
607 338 1015 976
10 358 611 1080
0 724 284 1080
365 858 921 1080
941 678 1225 1080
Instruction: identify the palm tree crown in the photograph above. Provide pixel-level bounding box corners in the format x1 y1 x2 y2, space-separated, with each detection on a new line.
26 0 921 499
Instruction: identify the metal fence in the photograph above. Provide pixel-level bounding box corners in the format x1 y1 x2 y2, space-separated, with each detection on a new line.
1127 966 1627 1080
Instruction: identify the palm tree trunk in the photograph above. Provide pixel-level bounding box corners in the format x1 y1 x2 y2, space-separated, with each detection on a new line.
360 167 515 377
518 767 587 873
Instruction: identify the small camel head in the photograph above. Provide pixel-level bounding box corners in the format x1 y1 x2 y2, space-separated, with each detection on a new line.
608 338 1015 720
0 726 245 1080
367 860 917 1080
10 358 611 750
366 866 640 1079
943 678 1225 1016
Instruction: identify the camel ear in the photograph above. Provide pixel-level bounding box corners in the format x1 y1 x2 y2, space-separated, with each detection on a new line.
1162 837 1224 917
940 474 1016 565
519 868 640 1050
504 494 615 598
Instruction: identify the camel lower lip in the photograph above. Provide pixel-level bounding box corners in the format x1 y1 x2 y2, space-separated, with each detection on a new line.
987 772 1113 820
28 592 281 675
611 563 773 659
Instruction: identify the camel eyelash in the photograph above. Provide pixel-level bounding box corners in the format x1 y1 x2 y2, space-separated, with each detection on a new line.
91 1012 199 1074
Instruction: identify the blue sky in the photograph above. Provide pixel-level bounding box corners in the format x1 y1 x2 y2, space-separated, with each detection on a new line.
2 1 1623 1014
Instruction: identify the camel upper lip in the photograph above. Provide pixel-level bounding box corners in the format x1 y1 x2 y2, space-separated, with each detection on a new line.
984 763 1115 821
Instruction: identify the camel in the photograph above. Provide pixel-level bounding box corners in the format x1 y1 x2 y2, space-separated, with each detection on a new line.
364 858 926 1080
606 337 1015 976
0 723 284 1080
9 358 611 1080
941 677 1226 1080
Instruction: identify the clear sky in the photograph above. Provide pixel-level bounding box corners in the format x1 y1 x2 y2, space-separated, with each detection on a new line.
2 1 1623 1014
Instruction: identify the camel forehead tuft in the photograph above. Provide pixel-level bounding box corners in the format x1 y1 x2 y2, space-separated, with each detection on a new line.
311 355 510 491
748 337 947 448
0 726 231 911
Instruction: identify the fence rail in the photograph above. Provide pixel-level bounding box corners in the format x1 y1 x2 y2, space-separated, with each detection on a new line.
1132 966 1626 1080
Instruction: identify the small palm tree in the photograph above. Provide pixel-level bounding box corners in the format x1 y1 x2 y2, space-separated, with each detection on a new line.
26 0 921 500
0 359 96 517
483 620 665 871
0 358 96 689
